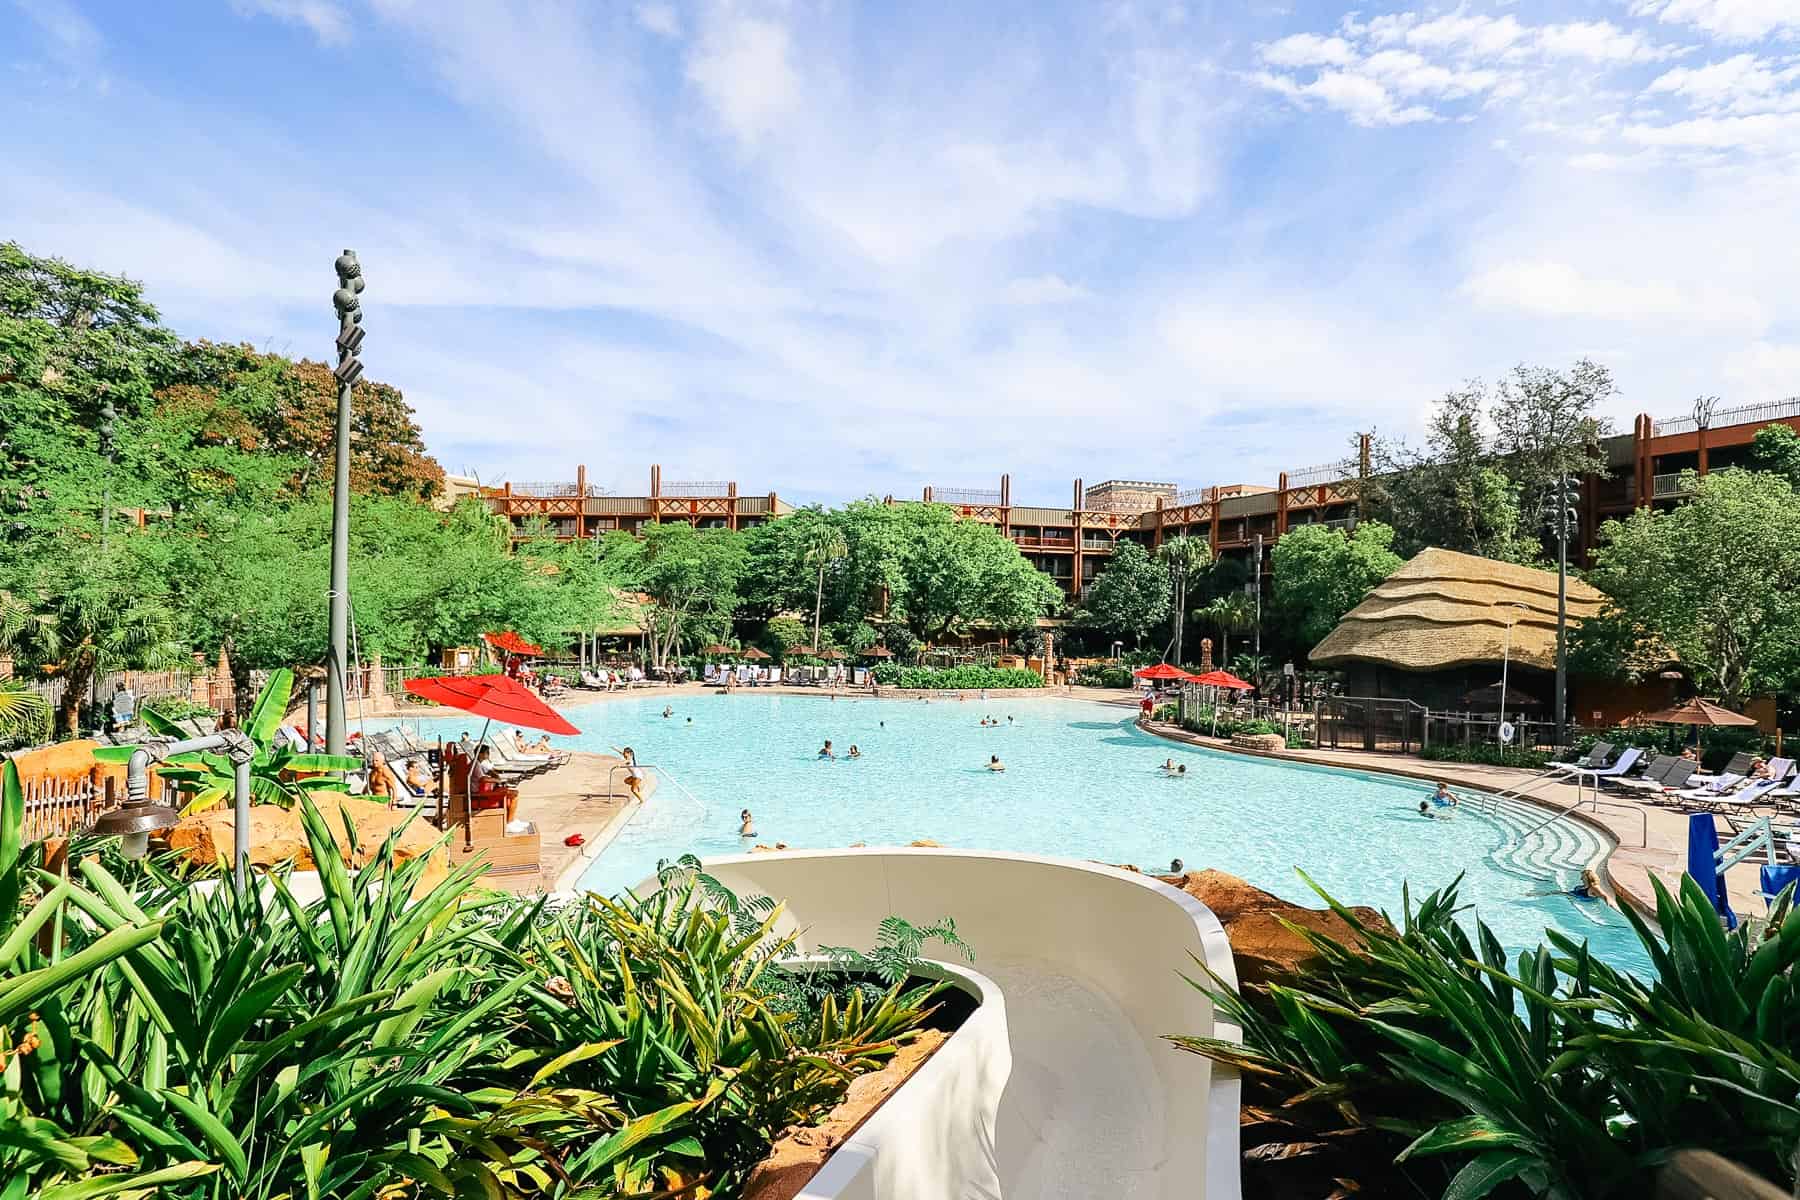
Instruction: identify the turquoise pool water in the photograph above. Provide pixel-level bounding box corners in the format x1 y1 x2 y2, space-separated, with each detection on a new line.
385 693 1655 974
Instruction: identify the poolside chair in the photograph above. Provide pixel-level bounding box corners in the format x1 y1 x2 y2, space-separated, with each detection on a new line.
1708 778 1784 813
1549 741 1614 774
1696 751 1757 782
1570 747 1642 791
1627 759 1701 804
1672 773 1744 805
1606 754 1675 793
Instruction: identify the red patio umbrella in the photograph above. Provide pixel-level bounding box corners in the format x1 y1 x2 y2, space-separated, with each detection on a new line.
1190 669 1253 690
483 630 544 657
405 675 581 736
1132 663 1192 681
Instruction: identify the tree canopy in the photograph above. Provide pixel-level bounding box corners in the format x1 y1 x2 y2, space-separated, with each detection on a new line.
1271 521 1404 656
1076 540 1169 648
1582 468 1800 710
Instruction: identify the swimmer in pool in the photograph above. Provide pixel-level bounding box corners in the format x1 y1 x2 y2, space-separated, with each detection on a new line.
818 740 835 760
987 755 1005 772
848 745 862 759
1170 857 1184 874
662 705 673 719
739 808 756 837
1418 801 1439 819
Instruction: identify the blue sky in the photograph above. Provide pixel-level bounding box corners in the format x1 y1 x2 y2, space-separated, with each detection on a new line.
4 0 1798 506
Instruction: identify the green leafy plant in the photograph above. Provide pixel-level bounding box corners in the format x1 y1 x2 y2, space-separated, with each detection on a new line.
870 664 1044 689
92 668 358 812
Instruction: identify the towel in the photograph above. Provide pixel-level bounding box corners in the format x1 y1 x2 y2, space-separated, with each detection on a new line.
1687 811 1738 930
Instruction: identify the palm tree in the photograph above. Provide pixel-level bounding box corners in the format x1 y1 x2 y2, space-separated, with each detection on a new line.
0 679 49 746
1199 594 1254 667
799 521 849 661
1157 535 1211 666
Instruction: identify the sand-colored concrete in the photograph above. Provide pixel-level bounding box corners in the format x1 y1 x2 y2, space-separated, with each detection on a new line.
1139 717 1771 920
471 750 647 895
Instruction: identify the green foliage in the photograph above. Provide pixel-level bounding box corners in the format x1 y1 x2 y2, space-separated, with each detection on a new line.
1074 540 1169 647
602 523 747 670
1751 422 1800 490
1171 871 1800 1199
1271 522 1404 654
1197 593 1254 665
1583 468 1800 708
1572 725 1766 771
1420 743 1553 769
1073 665 1135 689
870 664 1045 689
819 914 974 987
0 789 948 1197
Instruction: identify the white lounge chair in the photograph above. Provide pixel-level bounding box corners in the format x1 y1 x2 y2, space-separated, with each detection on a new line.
1571 747 1642 791
1549 741 1614 774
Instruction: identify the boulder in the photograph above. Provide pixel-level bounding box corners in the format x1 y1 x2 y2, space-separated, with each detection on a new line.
1156 868 1389 989
1230 732 1287 752
168 795 449 891
168 805 308 868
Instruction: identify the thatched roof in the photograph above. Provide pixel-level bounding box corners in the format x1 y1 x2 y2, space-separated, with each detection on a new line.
1310 548 1605 673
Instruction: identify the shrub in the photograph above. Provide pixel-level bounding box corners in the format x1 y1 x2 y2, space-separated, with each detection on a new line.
1073 665 1134 688
1172 871 1800 1198
870 664 1044 689
1421 743 1553 769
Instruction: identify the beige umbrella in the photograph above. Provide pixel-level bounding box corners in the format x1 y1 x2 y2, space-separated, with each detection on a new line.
1638 697 1756 727
741 647 771 661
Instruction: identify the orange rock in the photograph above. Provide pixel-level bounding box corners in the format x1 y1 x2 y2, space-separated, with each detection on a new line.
1154 868 1388 990
168 795 449 891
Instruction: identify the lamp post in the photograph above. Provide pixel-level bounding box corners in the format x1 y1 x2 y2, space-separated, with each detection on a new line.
1543 475 1579 747
1496 602 1527 735
326 251 367 756
90 730 256 886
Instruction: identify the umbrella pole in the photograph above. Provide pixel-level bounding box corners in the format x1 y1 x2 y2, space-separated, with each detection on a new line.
468 718 492 850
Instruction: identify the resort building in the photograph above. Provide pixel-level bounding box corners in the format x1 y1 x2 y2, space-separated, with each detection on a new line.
482 464 792 540
483 396 1800 597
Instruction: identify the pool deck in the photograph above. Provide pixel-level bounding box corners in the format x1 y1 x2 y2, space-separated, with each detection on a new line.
1134 716 1769 922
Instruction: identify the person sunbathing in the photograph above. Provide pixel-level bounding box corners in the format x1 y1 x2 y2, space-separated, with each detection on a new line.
405 758 431 796
469 747 519 824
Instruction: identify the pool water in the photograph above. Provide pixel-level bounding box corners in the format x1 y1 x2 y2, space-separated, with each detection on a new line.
387 693 1655 975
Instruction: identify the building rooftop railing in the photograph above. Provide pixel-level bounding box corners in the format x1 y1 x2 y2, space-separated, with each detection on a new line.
1285 462 1344 489
662 480 732 498
1652 471 1697 500
1652 396 1800 437
932 487 1003 506
509 482 612 498
1084 496 1158 513
1173 486 1211 507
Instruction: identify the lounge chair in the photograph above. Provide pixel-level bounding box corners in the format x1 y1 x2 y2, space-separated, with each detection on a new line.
1570 747 1642 791
1549 741 1614 774
1707 778 1784 813
1607 754 1676 793
1624 759 1700 802
1672 773 1744 804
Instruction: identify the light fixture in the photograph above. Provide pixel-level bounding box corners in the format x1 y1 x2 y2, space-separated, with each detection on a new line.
89 795 180 859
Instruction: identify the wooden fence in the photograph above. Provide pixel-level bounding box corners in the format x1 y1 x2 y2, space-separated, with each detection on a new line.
20 768 118 842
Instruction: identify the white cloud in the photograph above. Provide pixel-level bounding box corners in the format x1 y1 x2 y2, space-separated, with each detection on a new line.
1259 32 1357 67
1370 11 1528 57
1623 109 1800 148
1462 259 1765 326
1536 21 1684 64
228 0 351 46
1359 49 1498 97
1723 341 1800 397
634 2 681 39
1005 274 1092 305
1632 0 1800 42
1647 54 1800 113
685 14 801 147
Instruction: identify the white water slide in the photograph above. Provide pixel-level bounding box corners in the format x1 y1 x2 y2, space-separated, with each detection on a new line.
684 848 1243 1200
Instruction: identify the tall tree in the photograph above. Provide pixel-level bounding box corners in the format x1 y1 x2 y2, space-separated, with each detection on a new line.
1583 468 1800 709
1199 593 1254 666
1076 540 1170 649
602 523 747 669
882 505 1062 644
1157 534 1211 664
1271 521 1404 655
797 515 849 652
1751 423 1800 490
1487 359 1613 537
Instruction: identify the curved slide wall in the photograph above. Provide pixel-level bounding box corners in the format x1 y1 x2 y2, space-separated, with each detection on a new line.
689 849 1242 1200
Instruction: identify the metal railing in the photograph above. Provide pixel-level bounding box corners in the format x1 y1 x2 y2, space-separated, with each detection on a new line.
1080 537 1115 550
1652 395 1800 437
1286 463 1343 488
1652 471 1696 499
1173 486 1211 506
1324 516 1359 530
662 480 732 498
932 487 1002 506
1014 534 1075 549
511 481 611 498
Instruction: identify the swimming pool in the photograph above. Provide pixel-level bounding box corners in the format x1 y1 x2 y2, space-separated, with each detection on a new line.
386 692 1655 974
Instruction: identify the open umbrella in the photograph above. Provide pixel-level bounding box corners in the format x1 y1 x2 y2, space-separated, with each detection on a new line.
741 647 771 661
1639 697 1757 727
405 675 581 737
818 649 847 661
1190 669 1252 690
1133 663 1191 682
483 631 544 657
860 646 894 658
700 644 736 656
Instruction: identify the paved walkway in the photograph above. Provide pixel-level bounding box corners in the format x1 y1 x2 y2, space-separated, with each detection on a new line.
1139 719 1769 920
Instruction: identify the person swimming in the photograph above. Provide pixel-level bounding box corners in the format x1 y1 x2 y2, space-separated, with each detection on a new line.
662 705 673 719
987 755 1005 772
1418 801 1438 819
1570 868 1607 901
739 808 756 837
1431 782 1461 808
686 717 693 725
1161 758 1177 773
1170 857 1184 873
848 745 862 758
818 740 835 760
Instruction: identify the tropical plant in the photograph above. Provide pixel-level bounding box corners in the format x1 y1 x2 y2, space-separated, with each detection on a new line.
0 676 50 746
869 664 1045 689
1198 593 1254 666
799 519 849 658
1158 534 1211 665
1170 870 1800 1199
91 668 358 813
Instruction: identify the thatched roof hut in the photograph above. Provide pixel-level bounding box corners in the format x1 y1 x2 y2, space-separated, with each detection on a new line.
1310 548 1605 673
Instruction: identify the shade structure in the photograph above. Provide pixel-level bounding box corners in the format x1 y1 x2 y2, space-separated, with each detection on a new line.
1133 663 1191 682
818 649 846 660
860 646 894 658
741 647 771 661
483 630 543 657
1639 697 1757 728
1463 681 1542 709
1190 669 1252 690
404 675 581 736
700 644 736 656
